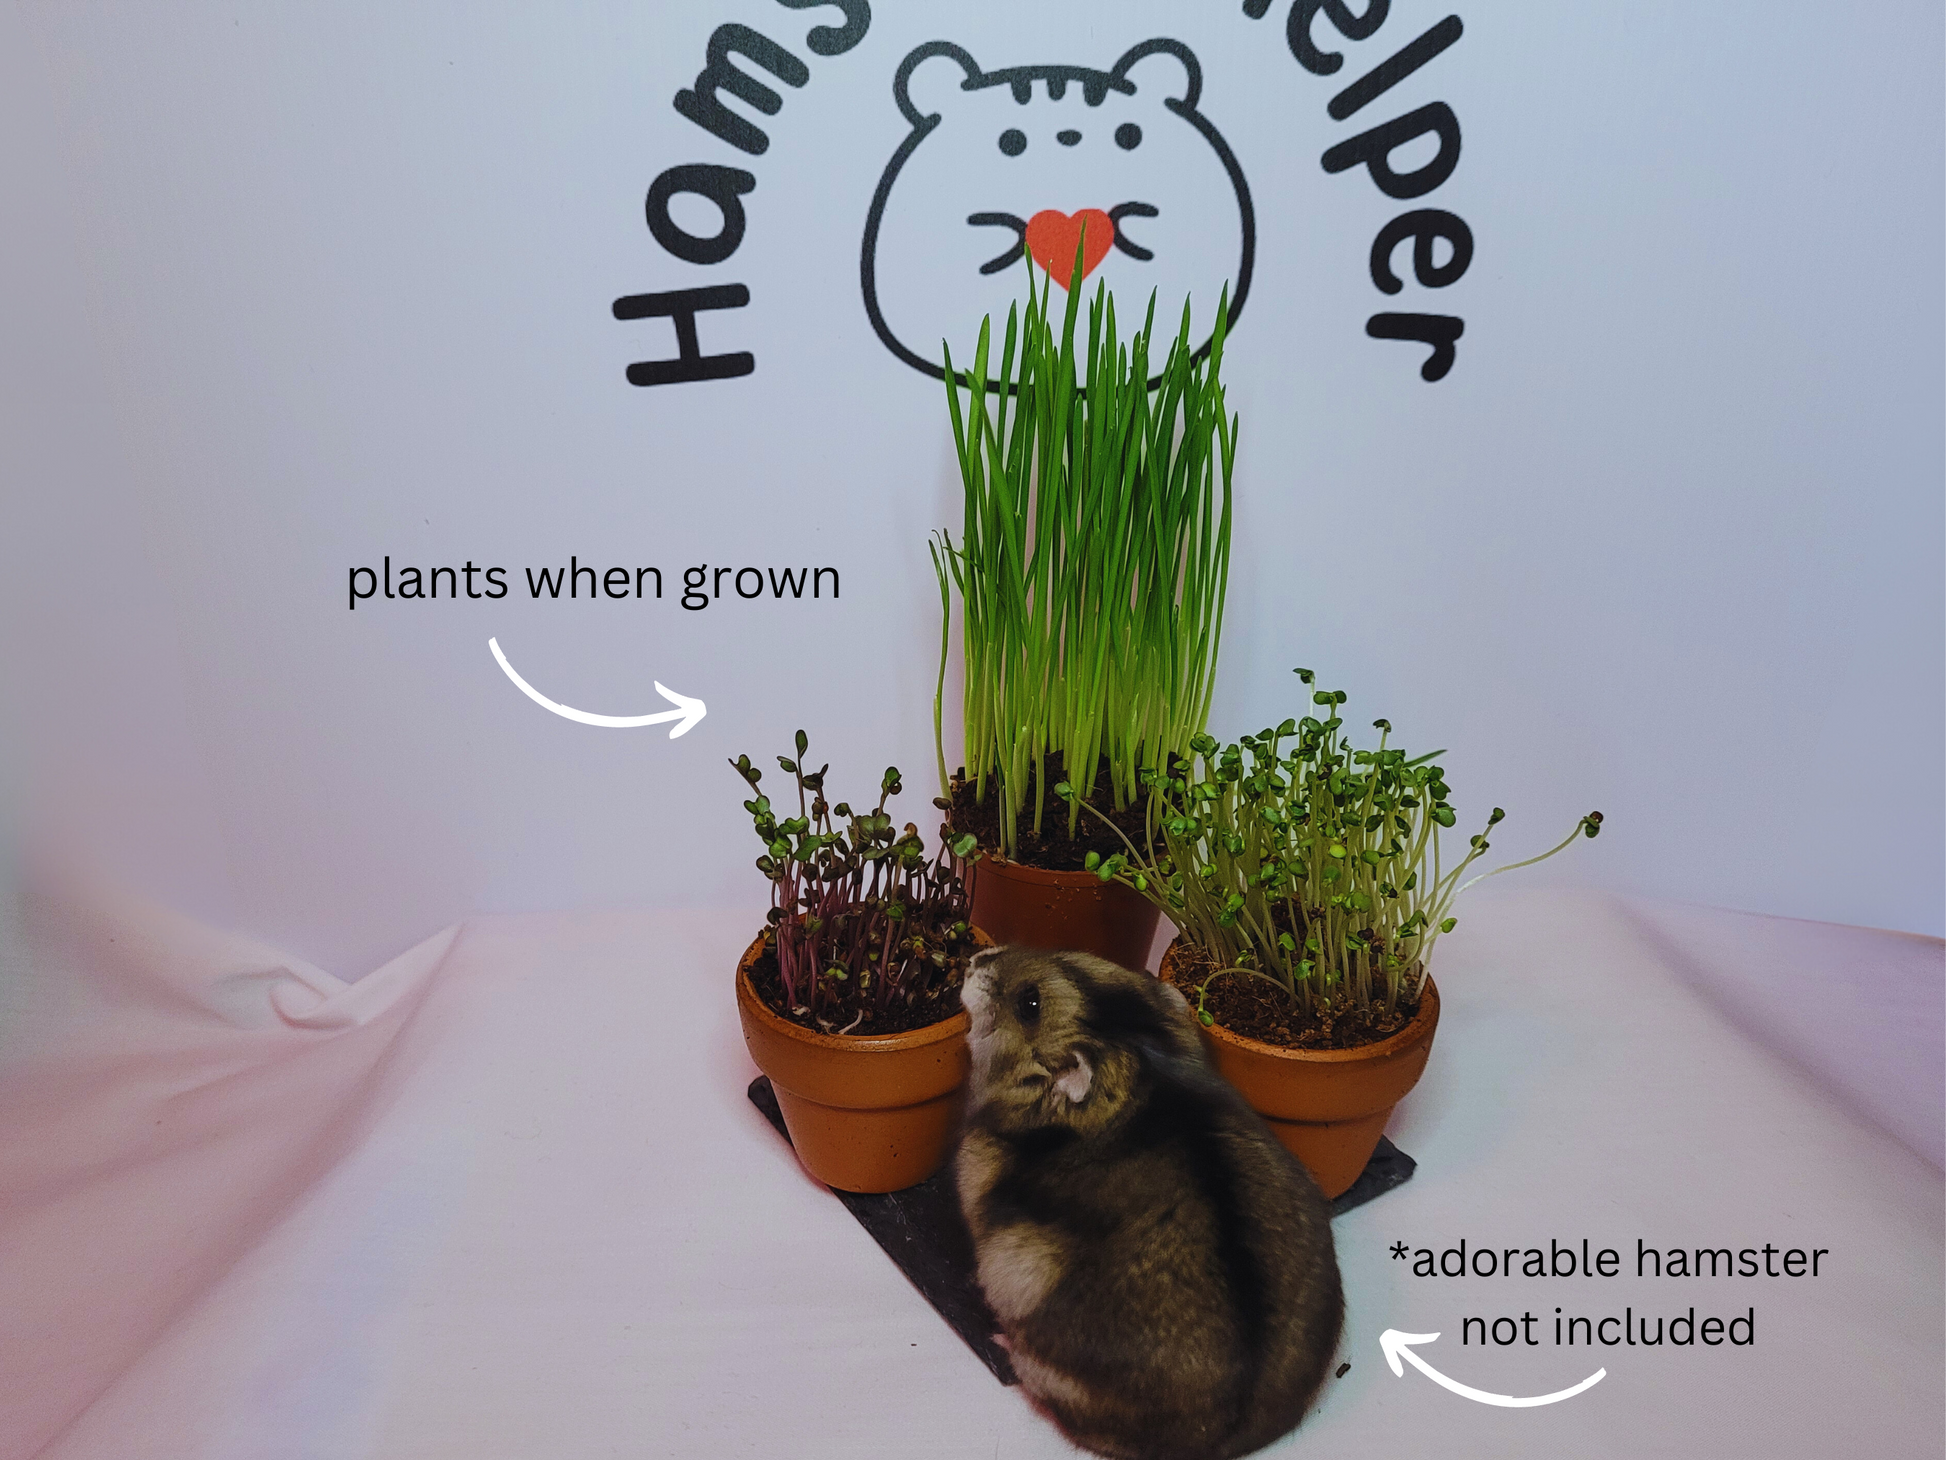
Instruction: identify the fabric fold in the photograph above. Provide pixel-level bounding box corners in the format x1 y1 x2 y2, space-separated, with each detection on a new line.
0 869 459 1460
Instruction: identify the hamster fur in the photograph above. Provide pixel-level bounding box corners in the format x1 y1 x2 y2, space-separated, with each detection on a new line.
957 947 1344 1460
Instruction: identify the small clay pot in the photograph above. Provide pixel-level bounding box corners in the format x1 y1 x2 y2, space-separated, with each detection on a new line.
735 930 984 1194
968 855 1162 971
1159 938 1441 1199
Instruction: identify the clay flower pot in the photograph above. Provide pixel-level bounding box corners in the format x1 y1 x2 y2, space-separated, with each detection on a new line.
735 930 985 1194
1159 938 1441 1199
968 855 1162 971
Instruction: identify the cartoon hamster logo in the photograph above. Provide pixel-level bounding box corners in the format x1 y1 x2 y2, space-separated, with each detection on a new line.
617 5 1474 387
861 39 1253 380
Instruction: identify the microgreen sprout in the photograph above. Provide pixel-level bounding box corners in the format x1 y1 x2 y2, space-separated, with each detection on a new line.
932 243 1235 858
1064 672 1603 1025
731 731 979 1030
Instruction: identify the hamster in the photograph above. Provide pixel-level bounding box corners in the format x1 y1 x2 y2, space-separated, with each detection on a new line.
957 947 1343 1460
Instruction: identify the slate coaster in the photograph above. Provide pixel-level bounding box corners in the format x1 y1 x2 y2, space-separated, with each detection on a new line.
1333 1131 1417 1214
746 1076 1416 1387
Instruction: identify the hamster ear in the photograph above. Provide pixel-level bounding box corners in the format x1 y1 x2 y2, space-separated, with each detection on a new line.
1110 38 1202 109
1051 1049 1094 1105
895 41 983 126
1158 981 1191 1016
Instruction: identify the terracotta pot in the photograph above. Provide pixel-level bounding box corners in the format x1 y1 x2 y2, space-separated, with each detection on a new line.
735 930 984 1194
969 855 1163 971
1159 938 1441 1199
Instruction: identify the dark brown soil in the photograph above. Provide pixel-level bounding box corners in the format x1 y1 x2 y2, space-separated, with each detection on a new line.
1167 941 1422 1051
749 934 972 1037
944 753 1156 871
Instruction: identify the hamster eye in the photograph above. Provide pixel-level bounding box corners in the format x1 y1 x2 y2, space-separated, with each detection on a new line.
1012 984 1041 1023
1115 122 1142 150
998 128 1027 157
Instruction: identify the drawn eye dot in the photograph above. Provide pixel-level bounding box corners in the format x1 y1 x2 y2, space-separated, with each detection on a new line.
998 128 1027 157
1115 122 1142 150
1057 129 1082 147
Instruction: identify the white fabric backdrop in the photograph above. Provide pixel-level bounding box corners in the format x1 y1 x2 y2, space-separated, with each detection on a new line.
3 1 1941 976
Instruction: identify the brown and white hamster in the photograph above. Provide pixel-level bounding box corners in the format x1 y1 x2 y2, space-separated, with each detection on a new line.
957 947 1344 1460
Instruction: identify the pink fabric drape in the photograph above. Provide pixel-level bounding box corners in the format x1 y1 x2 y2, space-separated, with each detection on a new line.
3 871 1938 1458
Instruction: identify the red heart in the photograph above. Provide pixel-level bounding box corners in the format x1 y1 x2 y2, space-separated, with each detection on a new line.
1025 209 1114 289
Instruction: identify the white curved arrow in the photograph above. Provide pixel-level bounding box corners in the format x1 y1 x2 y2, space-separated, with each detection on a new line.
488 637 706 736
1380 1330 1605 1408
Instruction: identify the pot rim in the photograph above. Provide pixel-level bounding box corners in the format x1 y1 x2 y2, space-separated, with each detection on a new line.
1159 935 1440 1066
736 928 974 1054
970 853 1147 888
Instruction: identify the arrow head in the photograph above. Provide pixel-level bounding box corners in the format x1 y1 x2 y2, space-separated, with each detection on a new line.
1380 1329 1440 1378
653 681 707 739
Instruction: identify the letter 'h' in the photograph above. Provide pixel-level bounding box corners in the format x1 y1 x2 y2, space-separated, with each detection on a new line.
613 284 755 386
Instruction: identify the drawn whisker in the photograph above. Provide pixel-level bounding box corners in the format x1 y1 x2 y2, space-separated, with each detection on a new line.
969 211 1028 274
1110 201 1159 262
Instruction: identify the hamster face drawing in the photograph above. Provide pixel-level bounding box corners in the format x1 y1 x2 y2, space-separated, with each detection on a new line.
862 39 1255 381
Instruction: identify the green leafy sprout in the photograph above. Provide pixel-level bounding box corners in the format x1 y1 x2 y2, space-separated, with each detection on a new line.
931 240 1235 859
731 730 979 1031
1063 671 1603 1025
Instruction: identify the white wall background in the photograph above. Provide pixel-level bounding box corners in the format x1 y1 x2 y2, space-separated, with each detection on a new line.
4 0 1940 976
